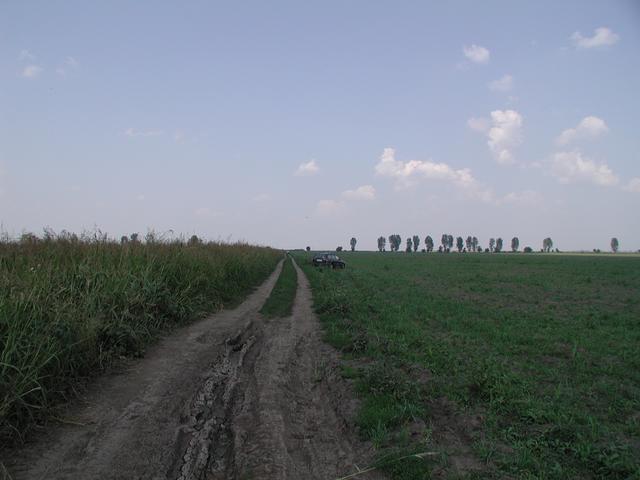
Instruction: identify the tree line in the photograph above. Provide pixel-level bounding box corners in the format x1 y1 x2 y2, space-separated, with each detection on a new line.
340 236 624 253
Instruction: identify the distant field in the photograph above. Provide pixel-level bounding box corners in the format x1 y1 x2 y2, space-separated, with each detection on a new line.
297 251 640 479
0 238 280 445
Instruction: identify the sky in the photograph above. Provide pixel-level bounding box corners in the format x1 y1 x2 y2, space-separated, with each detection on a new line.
1 1 639 251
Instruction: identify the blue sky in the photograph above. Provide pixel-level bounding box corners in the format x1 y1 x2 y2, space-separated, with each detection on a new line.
1 1 639 251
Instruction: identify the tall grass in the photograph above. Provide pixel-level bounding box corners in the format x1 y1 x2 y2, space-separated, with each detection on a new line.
0 233 280 445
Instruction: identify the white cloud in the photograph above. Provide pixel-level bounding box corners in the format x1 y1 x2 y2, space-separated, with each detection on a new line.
488 74 514 92
374 148 499 204
19 49 36 61
294 159 319 176
463 44 490 64
556 116 608 145
22 65 43 78
571 27 619 49
551 151 618 186
623 178 640 193
467 117 490 132
124 128 163 137
316 199 343 215
375 148 477 189
341 185 375 201
486 110 523 165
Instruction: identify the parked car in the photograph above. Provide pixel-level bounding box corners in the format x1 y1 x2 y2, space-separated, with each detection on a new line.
312 252 346 269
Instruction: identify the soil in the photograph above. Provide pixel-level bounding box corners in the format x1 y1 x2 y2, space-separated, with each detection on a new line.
3 258 382 480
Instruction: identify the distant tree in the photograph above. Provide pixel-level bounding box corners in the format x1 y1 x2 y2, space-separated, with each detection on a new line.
485 248 490 253
495 238 503 253
511 237 519 252
406 237 413 252
472 236 479 252
188 234 201 245
412 235 420 252
523 246 533 253
543 237 553 253
388 234 402 252
611 237 619 253
489 238 496 253
456 236 464 252
476 245 482 252
120 235 129 244
465 236 472 252
130 233 140 243
441 234 448 250
425 235 434 252
306 246 311 252
447 235 454 250
336 246 343 252
377 236 386 252
350 237 357 252
438 246 443 253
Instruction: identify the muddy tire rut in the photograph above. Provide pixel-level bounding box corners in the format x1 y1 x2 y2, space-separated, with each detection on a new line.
4 259 382 480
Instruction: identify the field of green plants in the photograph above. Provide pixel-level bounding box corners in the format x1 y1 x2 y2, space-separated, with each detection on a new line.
0 236 280 445
260 256 297 318
298 252 640 479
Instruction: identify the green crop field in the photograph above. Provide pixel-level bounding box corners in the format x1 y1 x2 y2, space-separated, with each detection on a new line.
0 236 280 445
297 251 640 479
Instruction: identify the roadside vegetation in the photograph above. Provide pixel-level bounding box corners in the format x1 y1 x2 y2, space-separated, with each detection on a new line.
298 251 640 479
0 231 280 445
260 255 297 318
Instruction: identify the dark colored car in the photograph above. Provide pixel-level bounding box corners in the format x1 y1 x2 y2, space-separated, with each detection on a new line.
312 253 346 269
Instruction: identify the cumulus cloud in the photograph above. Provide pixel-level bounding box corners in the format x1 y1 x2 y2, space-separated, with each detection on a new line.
124 128 163 137
469 111 523 164
294 160 319 176
571 27 619 49
375 148 477 189
374 147 501 203
623 178 640 193
22 65 43 78
463 44 490 64
551 151 618 186
341 185 375 201
488 74 514 92
556 116 608 145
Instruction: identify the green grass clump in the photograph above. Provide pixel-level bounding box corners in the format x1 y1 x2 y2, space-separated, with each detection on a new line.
296 251 640 479
260 256 297 318
0 235 280 445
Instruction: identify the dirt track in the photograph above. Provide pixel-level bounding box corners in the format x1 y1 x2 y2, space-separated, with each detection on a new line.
5 258 382 480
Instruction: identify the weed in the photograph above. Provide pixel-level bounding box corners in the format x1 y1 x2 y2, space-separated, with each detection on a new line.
0 236 280 445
